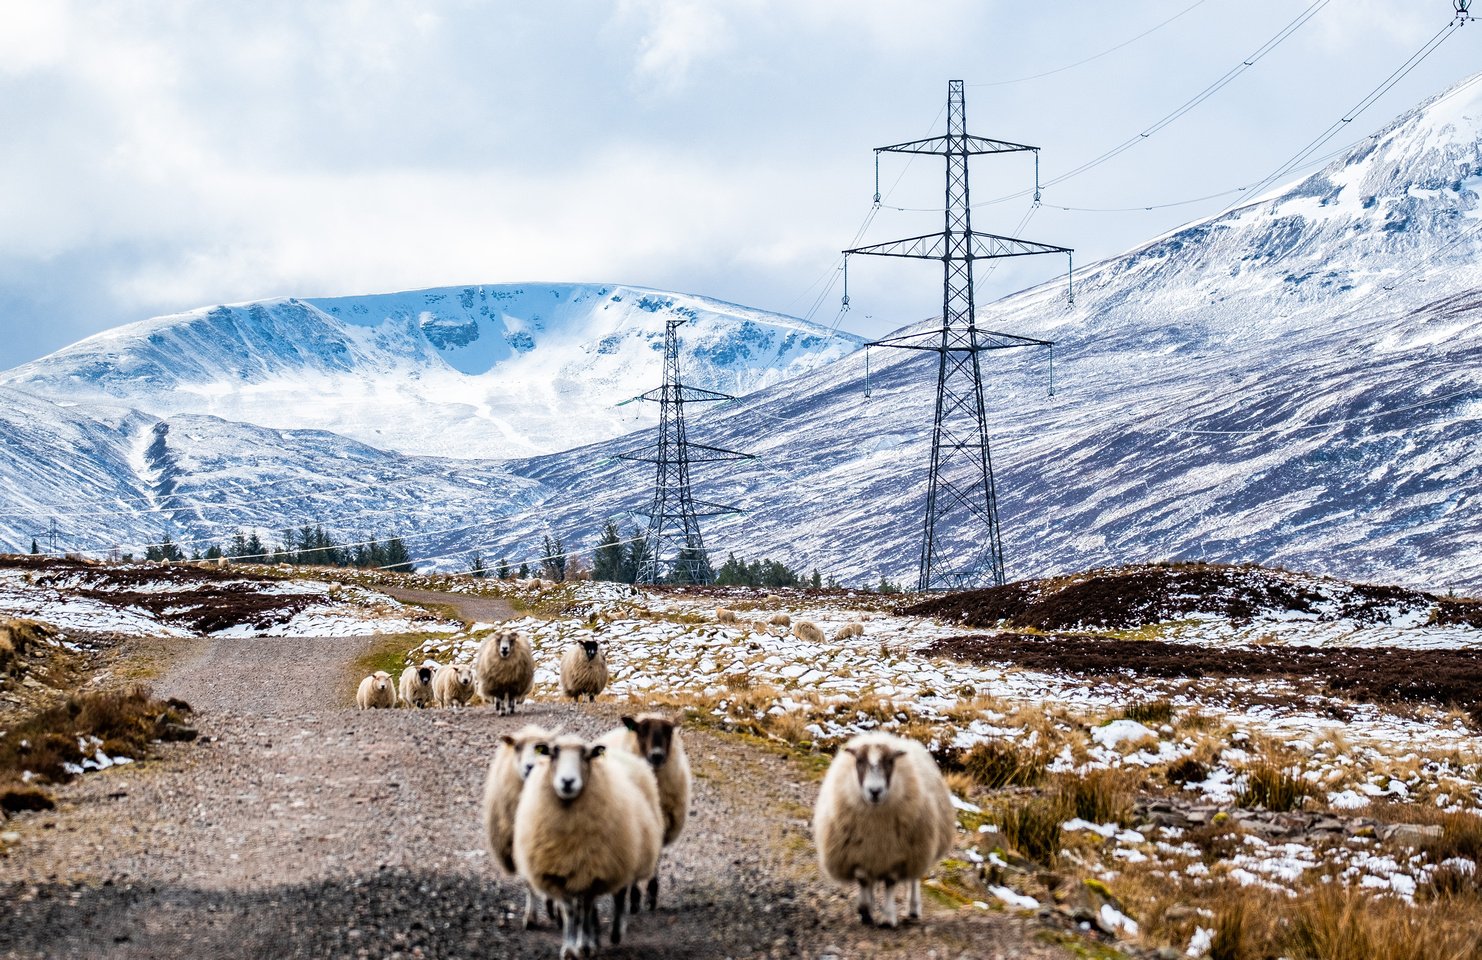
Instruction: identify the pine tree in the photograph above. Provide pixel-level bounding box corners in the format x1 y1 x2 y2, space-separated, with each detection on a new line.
623 533 650 583
497 557 512 580
29 539 39 555
541 534 566 582
245 532 265 561
384 537 413 573
204 544 223 560
810 568 822 590
518 561 531 579
470 553 486 577
593 520 625 582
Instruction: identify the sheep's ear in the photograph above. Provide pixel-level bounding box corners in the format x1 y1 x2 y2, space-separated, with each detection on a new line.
499 734 516 747
588 744 606 759
889 749 906 760
621 716 639 732
841 746 860 758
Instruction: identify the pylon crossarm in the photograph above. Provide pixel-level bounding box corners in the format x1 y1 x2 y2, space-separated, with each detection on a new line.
846 230 1071 261
867 328 1053 351
684 442 755 462
628 384 735 404
877 134 1038 156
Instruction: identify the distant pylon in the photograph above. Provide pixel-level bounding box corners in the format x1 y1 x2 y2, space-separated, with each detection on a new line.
620 317 752 584
847 80 1072 591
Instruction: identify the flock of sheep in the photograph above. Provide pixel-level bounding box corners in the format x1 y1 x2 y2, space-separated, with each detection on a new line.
353 611 956 960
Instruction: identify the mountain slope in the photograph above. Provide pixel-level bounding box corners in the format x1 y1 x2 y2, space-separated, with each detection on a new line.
0 284 862 459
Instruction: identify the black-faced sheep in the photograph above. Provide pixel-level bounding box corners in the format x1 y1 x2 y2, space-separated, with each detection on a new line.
792 620 825 644
559 639 608 702
812 732 956 928
598 714 692 912
474 629 535 714
481 723 558 929
356 671 396 709
399 662 437 708
433 663 477 708
513 734 662 956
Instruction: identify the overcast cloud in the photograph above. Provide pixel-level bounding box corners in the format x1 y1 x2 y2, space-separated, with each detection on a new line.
0 0 1477 367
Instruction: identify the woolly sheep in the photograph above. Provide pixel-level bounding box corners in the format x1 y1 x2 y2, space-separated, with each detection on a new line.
481 724 558 929
598 714 691 912
356 671 396 709
398 661 437 708
715 607 738 624
768 612 791 627
832 622 865 642
513 734 662 956
433 663 477 708
792 620 825 644
559 639 608 703
812 732 956 928
474 629 535 714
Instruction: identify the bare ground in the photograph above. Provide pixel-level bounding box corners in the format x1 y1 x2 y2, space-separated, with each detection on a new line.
0 591 1071 960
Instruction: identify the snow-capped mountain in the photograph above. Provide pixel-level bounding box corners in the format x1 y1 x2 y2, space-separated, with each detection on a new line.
2 74 1480 590
0 284 862 458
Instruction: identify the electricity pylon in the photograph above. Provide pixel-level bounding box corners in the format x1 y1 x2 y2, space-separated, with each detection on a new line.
620 317 751 584
847 80 1072 591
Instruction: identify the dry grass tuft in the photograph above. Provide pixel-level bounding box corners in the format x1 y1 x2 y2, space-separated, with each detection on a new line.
1122 698 1174 725
958 738 1049 789
1054 767 1140 825
0 686 192 788
1236 761 1312 811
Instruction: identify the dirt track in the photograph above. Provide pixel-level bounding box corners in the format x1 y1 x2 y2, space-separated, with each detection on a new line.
0 591 1069 960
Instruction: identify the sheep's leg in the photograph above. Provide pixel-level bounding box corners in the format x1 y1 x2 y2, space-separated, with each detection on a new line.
908 879 922 921
523 885 541 929
880 880 899 928
856 879 874 926
579 892 599 958
610 889 626 945
628 882 641 913
559 897 580 960
645 874 659 911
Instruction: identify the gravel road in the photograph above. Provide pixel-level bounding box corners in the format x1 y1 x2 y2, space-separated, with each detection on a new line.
0 591 1069 960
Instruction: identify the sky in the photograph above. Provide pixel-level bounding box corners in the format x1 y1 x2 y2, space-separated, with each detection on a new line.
0 0 1479 369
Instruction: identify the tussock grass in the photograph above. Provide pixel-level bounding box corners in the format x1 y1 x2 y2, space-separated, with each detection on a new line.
958 738 1049 789
1237 761 1312 811
1055 767 1139 825
1121 698 1174 726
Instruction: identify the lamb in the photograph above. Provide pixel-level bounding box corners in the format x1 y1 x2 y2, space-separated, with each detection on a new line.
433 663 477 708
513 734 662 956
474 629 535 714
792 620 825 644
481 723 559 929
356 671 396 709
812 732 956 928
559 639 608 702
598 714 692 912
398 661 437 708
768 612 791 628
832 622 865 642
715 607 739 624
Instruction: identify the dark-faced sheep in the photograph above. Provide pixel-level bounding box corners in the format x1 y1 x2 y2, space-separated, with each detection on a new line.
356 671 396 709
474 629 535 714
813 732 956 928
481 724 558 928
560 639 608 702
599 714 692 912
433 663 477 708
399 662 437 708
513 734 662 956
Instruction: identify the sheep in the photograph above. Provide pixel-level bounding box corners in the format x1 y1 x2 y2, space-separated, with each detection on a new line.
715 607 738 624
398 661 437 708
832 622 865 642
513 734 662 956
474 629 535 714
812 732 956 928
356 671 396 709
598 714 692 912
768 612 791 627
433 663 477 708
560 639 608 702
792 620 825 644
481 724 559 929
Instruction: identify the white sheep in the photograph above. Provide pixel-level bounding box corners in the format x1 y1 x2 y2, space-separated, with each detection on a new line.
433 663 477 708
356 671 396 709
598 714 692 912
715 607 738 624
812 732 956 928
514 734 662 956
481 723 559 929
768 612 791 628
398 661 437 708
474 629 535 714
832 622 865 642
559 639 608 703
792 620 825 644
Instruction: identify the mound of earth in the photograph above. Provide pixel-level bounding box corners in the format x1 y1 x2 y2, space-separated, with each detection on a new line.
904 562 1478 631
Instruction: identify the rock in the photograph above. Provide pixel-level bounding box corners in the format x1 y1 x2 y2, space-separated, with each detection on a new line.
1381 823 1442 847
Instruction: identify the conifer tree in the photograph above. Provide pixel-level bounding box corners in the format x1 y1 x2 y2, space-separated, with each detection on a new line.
497 557 512 579
518 561 531 579
470 553 486 577
30 539 39 555
541 534 566 582
593 520 624 582
384 537 413 573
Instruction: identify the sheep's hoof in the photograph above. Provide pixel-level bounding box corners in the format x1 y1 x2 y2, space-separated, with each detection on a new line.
858 906 873 925
877 917 899 929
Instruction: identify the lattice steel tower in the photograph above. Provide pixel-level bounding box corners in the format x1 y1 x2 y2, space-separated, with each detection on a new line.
621 317 751 584
847 80 1072 591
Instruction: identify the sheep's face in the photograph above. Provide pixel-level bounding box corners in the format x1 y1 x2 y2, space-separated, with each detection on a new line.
373 673 391 693
581 640 601 662
417 666 434 686
457 667 474 690
623 714 676 768
501 729 553 780
539 739 605 803
497 632 517 658
845 743 904 806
